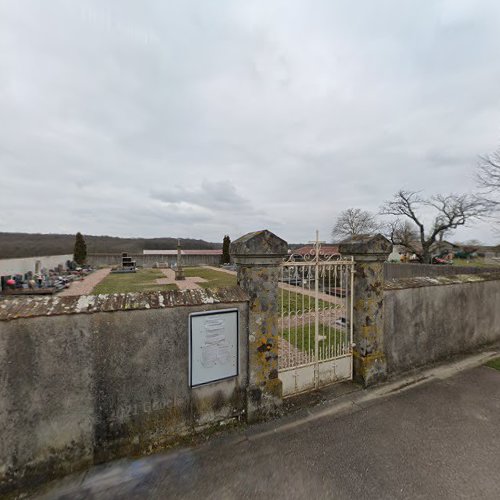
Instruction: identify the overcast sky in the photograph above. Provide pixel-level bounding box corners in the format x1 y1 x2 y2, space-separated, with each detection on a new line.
1 0 499 244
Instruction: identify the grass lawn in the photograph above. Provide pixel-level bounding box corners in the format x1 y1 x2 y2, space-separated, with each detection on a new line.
183 267 237 289
485 358 500 371
280 289 341 317
183 267 341 316
92 269 178 294
282 323 348 355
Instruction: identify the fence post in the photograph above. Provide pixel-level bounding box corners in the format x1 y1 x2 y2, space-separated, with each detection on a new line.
230 230 288 422
339 234 391 387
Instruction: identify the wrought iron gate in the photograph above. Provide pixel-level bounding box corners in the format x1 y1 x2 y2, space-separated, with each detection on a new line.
279 232 354 396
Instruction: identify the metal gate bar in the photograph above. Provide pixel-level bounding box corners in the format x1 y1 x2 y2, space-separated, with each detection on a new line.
278 232 354 396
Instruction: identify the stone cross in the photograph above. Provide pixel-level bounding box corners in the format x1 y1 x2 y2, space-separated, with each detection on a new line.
174 238 185 280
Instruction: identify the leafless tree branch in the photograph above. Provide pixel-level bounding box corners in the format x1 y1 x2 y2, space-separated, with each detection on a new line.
477 149 500 194
331 208 380 240
380 190 490 263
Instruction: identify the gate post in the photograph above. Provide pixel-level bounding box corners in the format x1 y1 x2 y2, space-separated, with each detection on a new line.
339 234 391 387
230 230 288 422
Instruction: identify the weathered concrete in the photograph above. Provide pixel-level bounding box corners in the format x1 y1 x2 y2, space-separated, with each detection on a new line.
339 234 392 387
384 262 500 280
384 274 500 374
384 271 500 290
230 230 288 421
0 291 248 495
31 355 500 500
87 253 221 269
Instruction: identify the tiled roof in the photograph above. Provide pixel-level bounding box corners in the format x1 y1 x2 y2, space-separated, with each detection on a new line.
293 245 340 256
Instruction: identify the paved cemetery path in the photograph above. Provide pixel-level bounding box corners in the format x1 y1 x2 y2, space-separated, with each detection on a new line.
59 268 111 296
159 268 206 290
33 354 500 499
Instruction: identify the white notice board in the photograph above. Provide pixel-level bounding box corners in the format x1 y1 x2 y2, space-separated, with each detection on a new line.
189 309 239 387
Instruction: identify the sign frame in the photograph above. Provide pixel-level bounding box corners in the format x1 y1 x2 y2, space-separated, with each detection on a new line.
188 308 239 388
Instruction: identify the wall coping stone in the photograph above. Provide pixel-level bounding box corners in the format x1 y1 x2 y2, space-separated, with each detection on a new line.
384 271 500 291
0 286 249 321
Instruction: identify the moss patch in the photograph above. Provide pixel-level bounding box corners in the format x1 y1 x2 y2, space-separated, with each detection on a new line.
485 357 500 371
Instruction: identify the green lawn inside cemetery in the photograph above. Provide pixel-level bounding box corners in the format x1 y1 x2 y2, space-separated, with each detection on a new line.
184 267 340 316
281 322 348 354
183 267 237 288
91 266 344 318
279 289 341 317
183 266 341 316
92 269 178 294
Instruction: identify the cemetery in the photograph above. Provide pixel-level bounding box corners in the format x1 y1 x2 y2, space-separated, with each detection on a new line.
0 258 94 296
1 229 500 497
91 268 178 294
3 1 500 496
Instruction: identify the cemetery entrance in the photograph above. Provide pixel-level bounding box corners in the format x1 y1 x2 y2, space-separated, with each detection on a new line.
278 232 355 396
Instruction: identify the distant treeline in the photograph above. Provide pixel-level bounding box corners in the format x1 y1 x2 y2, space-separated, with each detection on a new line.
0 232 221 259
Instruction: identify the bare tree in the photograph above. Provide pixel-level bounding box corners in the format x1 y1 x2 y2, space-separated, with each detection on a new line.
332 208 380 240
380 190 488 263
477 149 500 235
384 219 420 255
477 148 500 204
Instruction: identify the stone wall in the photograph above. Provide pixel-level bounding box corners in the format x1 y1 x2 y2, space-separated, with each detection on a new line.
384 273 500 374
384 262 500 280
87 253 221 268
0 288 248 495
0 254 73 277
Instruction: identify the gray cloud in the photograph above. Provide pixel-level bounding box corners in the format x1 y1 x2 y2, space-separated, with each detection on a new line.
151 180 254 213
1 0 499 243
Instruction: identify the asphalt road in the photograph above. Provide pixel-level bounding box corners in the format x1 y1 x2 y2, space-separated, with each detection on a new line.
35 362 500 499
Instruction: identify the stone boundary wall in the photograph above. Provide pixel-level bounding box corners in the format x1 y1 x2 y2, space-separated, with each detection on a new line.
384 273 500 375
384 262 500 280
0 255 73 277
87 253 221 268
0 287 249 495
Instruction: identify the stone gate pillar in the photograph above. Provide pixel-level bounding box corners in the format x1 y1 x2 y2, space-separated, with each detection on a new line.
230 230 288 422
338 234 391 387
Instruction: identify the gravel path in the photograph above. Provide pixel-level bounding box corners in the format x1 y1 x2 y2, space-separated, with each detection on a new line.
59 268 111 296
